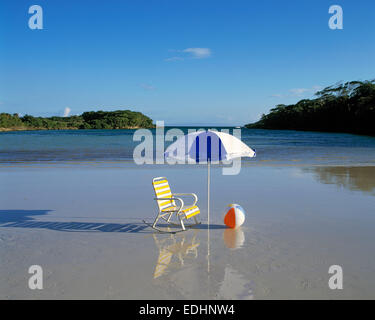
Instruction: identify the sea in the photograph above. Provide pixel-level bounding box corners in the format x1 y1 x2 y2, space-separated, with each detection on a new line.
1 127 375 166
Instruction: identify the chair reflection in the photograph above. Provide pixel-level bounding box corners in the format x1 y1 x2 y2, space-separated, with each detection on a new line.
152 230 200 279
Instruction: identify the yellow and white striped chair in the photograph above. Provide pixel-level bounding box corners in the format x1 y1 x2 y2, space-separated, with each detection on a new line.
152 177 200 231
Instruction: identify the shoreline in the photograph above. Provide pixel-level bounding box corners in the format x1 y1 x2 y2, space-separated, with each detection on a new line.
244 126 375 138
2 126 375 137
0 126 154 132
1 161 375 168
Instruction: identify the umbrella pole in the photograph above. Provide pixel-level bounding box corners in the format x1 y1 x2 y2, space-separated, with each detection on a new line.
208 160 210 228
207 161 210 274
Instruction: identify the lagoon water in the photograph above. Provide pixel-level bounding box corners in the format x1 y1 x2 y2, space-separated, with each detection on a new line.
1 129 375 299
1 128 375 165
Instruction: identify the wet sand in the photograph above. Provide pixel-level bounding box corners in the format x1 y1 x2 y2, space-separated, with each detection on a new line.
1 164 375 299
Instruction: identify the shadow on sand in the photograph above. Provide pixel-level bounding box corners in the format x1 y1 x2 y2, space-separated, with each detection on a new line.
0 210 149 233
0 210 226 233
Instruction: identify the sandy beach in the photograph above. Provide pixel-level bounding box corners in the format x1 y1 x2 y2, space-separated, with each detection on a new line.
1 163 375 299
1 0 375 305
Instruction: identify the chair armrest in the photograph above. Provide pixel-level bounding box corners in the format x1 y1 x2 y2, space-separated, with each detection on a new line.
154 197 184 211
172 193 198 206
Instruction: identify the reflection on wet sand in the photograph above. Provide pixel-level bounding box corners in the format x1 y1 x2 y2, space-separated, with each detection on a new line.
223 228 245 249
152 231 200 279
152 227 246 279
219 228 253 298
305 166 375 195
151 228 254 299
218 266 254 300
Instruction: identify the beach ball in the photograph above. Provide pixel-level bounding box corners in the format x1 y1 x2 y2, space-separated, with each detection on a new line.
224 204 245 229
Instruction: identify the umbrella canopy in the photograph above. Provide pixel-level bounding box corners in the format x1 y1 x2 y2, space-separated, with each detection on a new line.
164 130 256 163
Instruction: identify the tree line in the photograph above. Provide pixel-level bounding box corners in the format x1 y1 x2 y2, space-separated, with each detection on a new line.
246 80 375 136
0 110 154 131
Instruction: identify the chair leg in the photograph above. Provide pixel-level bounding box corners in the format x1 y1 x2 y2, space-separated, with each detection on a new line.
179 216 186 231
153 212 161 228
167 212 173 222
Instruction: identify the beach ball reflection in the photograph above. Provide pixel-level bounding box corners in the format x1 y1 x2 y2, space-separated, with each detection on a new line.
223 228 245 249
224 204 245 229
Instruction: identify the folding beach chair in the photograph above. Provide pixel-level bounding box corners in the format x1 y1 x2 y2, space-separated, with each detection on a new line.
151 177 201 232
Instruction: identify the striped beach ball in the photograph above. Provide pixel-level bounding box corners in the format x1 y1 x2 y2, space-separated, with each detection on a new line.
224 204 245 229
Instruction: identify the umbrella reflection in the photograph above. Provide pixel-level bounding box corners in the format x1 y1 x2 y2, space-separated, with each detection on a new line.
218 266 254 299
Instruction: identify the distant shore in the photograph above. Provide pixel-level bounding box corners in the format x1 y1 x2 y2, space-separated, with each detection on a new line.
246 80 375 136
0 109 155 132
0 126 146 132
0 127 30 132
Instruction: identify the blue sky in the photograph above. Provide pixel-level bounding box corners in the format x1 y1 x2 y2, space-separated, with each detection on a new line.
0 0 374 125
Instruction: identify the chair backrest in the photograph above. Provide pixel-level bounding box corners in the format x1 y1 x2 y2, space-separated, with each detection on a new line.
152 177 175 211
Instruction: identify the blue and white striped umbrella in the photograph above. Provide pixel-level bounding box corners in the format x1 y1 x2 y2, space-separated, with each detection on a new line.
164 130 256 163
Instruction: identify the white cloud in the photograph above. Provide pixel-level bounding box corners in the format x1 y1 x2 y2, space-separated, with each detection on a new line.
270 85 322 99
165 47 212 61
164 56 184 62
182 48 211 59
63 107 71 117
289 88 310 96
139 83 156 91
312 85 322 91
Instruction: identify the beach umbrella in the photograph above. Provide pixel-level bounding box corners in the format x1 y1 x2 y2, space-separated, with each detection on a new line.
164 130 256 276
164 130 256 228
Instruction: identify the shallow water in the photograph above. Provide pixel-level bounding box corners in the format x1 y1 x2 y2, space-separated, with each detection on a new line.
1 164 375 299
1 128 375 165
